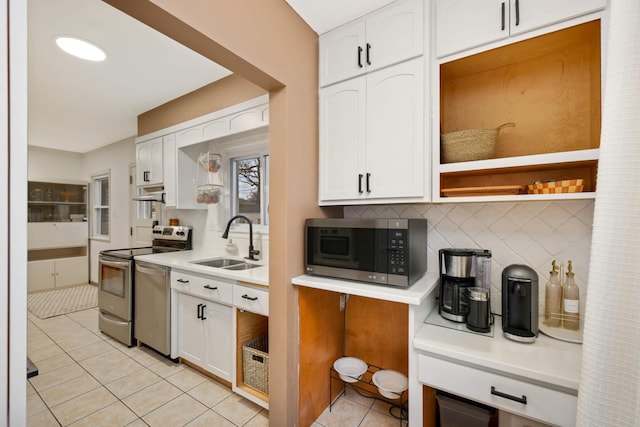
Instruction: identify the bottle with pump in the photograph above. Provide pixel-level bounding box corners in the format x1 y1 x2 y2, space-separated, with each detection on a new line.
544 260 562 327
562 260 580 330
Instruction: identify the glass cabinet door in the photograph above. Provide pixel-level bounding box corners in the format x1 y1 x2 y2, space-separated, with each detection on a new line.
28 180 87 222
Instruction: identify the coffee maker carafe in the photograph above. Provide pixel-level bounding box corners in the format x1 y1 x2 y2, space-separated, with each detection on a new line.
439 248 492 322
502 264 538 343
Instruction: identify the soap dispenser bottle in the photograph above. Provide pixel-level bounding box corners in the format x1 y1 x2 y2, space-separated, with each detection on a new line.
543 260 562 327
562 260 580 330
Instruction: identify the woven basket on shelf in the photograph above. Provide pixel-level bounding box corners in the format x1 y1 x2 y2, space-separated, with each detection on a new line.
243 334 269 395
527 179 584 194
441 122 515 163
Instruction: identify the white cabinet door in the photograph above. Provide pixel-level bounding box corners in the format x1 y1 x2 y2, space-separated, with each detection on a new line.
365 57 424 199
319 20 366 87
510 0 606 36
55 256 88 288
178 293 205 366
136 137 163 187
319 0 423 87
365 0 423 74
27 260 55 292
436 0 606 57
163 134 176 207
28 222 88 250
436 0 507 58
319 76 366 202
204 302 233 381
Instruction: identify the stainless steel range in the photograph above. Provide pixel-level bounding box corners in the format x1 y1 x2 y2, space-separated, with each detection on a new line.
98 225 192 347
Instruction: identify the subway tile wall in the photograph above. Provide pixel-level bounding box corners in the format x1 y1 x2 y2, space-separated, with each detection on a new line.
345 200 594 315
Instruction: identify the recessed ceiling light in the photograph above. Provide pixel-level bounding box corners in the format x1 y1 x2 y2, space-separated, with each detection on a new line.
55 36 106 62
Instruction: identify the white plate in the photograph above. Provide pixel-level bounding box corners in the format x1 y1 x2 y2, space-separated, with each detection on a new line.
372 370 408 399
333 357 367 383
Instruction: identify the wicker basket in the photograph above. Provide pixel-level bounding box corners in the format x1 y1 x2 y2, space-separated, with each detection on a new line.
441 122 515 163
243 335 269 395
527 179 584 194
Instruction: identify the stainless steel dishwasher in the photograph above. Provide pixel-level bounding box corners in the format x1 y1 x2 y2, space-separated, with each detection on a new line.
134 260 171 356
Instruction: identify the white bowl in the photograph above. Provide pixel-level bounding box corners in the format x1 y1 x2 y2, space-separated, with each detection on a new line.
372 370 408 399
333 357 367 383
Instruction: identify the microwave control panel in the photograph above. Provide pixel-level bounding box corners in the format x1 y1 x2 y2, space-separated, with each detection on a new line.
388 229 407 275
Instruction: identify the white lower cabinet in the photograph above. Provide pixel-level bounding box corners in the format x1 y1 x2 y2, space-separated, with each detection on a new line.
178 292 233 381
27 256 88 292
418 353 576 426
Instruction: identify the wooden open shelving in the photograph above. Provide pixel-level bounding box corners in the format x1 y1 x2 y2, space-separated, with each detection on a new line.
436 20 602 201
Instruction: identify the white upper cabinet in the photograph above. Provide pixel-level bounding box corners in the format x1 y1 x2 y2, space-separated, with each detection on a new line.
319 0 423 87
135 136 163 187
162 134 176 207
319 57 424 204
436 0 606 58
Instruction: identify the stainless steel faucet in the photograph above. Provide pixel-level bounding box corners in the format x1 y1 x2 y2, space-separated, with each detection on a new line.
221 215 260 261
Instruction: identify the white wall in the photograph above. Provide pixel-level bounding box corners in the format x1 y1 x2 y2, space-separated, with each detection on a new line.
82 137 136 283
28 146 84 181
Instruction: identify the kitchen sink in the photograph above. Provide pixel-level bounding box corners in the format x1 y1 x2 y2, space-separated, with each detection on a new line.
190 258 262 271
191 258 246 268
224 263 262 270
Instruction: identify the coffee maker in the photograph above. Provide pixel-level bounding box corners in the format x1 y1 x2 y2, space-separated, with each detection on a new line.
439 248 492 322
502 264 538 342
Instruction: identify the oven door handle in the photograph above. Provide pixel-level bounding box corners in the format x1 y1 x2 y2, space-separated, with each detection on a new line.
100 259 130 269
136 264 167 276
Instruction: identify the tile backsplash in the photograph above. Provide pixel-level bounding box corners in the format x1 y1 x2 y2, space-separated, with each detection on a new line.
345 200 594 315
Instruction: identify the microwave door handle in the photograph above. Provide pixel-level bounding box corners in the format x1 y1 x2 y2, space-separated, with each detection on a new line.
136 265 167 276
100 259 129 269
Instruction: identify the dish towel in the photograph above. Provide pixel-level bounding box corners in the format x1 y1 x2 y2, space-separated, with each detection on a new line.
577 2 640 426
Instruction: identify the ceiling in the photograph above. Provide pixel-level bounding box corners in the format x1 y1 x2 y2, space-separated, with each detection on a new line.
28 0 393 154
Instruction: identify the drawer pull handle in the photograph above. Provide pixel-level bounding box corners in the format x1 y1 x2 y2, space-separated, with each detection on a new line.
177 278 189 283
204 285 218 290
242 294 258 301
491 386 527 404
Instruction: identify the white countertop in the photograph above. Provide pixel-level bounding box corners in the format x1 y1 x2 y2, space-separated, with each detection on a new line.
134 250 269 286
414 310 583 392
291 272 439 305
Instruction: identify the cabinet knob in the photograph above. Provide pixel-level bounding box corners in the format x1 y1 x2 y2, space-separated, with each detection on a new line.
242 294 258 301
515 0 520 26
358 174 364 194
357 46 363 68
501 2 506 31
204 285 218 290
366 173 371 193
366 43 371 66
177 278 189 283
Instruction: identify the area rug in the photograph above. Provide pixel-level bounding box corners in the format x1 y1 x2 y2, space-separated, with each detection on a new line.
28 284 98 319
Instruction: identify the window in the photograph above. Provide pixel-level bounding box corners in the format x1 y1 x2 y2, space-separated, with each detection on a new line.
231 154 269 226
92 172 110 238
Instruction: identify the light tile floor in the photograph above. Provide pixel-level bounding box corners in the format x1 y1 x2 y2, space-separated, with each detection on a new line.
27 307 406 427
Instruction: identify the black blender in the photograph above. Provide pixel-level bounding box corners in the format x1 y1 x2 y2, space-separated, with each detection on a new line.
439 248 492 323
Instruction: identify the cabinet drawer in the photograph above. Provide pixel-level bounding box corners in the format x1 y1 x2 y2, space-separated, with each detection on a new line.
170 270 233 305
233 284 269 316
418 354 576 426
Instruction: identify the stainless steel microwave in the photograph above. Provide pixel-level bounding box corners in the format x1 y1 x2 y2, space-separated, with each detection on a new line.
304 218 428 288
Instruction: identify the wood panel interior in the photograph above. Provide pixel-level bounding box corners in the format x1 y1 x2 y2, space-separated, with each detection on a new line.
236 309 269 402
440 20 601 159
423 385 437 427
344 296 408 374
298 287 344 427
441 161 598 194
